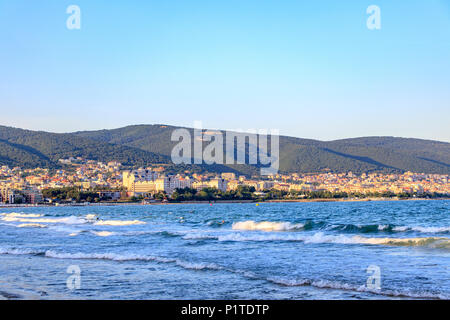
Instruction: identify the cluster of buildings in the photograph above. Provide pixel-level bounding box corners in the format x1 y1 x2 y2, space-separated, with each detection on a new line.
122 169 228 195
266 171 450 195
1 158 449 204
122 169 450 198
0 158 125 204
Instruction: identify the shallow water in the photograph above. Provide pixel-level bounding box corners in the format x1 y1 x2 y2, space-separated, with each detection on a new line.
0 200 449 299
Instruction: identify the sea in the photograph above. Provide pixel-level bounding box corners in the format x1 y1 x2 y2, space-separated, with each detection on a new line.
0 200 449 300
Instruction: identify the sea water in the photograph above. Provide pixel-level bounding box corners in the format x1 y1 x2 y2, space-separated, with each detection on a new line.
0 200 449 299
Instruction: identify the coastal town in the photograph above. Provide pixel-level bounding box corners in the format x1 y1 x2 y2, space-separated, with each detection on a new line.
0 157 449 205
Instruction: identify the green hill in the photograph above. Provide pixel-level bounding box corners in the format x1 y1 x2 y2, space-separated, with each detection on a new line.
0 124 449 175
0 126 169 169
74 124 450 175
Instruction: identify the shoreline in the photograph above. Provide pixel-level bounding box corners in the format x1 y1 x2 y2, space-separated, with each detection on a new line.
0 197 448 208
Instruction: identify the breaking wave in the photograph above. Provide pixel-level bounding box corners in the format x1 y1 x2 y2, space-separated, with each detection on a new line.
17 223 47 228
1 246 447 299
0 247 42 255
393 226 450 233
93 220 146 226
0 212 145 227
232 221 305 232
354 236 450 249
90 231 116 237
265 277 448 299
1 213 42 218
1 215 87 225
210 232 450 249
44 250 222 270
329 223 450 234
229 219 450 235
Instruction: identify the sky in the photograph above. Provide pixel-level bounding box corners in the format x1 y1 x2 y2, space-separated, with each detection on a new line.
0 0 449 142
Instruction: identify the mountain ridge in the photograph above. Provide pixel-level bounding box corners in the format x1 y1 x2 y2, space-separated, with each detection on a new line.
0 124 449 175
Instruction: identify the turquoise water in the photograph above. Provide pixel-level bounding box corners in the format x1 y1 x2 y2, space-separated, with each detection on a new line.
0 200 449 299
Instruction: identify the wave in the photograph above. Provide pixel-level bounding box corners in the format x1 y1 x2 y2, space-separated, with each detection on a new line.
45 250 448 299
212 232 450 249
265 277 448 299
0 247 42 255
1 213 42 218
326 223 450 234
17 223 47 228
1 215 87 225
205 220 228 228
328 223 396 233
354 236 450 249
1 212 146 228
1 247 447 299
93 220 145 226
1 247 222 271
44 250 222 270
90 231 115 237
393 226 450 233
84 214 98 221
232 221 305 232
183 233 218 240
229 219 450 235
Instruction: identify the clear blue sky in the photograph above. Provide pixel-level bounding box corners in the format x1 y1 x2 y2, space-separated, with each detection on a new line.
0 0 449 141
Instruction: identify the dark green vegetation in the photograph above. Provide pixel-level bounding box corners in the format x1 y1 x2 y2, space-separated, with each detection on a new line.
40 186 448 204
42 187 123 202
171 185 256 201
1 124 449 175
42 187 102 202
0 126 168 169
168 188 447 202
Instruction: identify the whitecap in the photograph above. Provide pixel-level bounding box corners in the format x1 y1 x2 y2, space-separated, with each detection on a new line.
1 213 42 218
91 231 115 237
232 220 304 232
17 223 47 228
1 215 86 225
93 220 146 226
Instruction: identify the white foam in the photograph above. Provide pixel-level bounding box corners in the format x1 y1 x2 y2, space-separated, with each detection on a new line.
1 213 146 228
183 234 217 240
84 214 98 222
0 247 41 255
93 220 146 226
214 231 450 249
47 225 83 234
43 250 221 270
410 226 450 233
17 223 47 228
303 232 361 244
174 260 222 270
2 247 448 299
218 233 304 242
392 226 409 232
91 231 115 237
1 215 86 225
393 226 450 233
232 220 304 232
45 250 155 261
1 213 42 218
266 277 449 299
